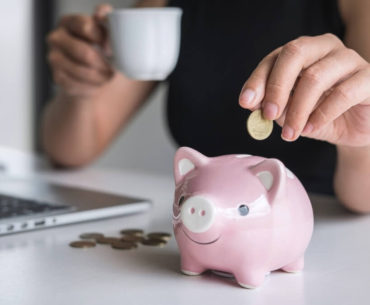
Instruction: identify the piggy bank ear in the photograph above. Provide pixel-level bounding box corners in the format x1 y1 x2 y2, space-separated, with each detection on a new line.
174 147 208 185
250 159 286 203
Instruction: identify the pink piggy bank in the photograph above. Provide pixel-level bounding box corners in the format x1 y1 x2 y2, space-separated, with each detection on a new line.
172 147 314 288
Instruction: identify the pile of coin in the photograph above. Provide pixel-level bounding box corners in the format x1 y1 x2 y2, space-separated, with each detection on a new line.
247 109 273 140
69 228 171 251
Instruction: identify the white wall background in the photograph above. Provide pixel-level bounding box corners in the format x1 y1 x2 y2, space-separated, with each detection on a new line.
0 0 34 152
54 0 177 174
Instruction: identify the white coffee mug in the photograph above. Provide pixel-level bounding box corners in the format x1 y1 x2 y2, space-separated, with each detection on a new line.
108 7 182 80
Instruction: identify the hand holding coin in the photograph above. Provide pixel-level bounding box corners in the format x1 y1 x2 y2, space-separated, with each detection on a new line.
239 34 370 146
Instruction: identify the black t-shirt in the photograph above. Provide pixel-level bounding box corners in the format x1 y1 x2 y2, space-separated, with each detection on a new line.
167 0 345 195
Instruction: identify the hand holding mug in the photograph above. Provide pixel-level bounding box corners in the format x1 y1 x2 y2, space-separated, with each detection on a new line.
47 4 114 98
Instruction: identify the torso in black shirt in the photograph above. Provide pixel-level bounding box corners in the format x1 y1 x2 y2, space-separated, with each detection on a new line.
166 0 345 194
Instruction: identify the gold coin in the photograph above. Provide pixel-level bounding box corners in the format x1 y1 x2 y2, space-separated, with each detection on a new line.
141 238 166 247
121 235 144 242
147 232 171 241
79 233 104 240
246 109 273 140
120 229 144 236
111 241 137 250
96 237 121 245
69 241 96 248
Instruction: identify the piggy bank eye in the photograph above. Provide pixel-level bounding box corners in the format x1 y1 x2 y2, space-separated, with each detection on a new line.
238 204 249 216
178 196 185 206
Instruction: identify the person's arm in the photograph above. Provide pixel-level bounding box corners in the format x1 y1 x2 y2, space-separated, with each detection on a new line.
42 1 166 167
333 0 370 213
238 0 370 213
42 73 156 166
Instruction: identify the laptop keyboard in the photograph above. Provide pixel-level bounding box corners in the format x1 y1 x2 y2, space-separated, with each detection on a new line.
0 193 71 219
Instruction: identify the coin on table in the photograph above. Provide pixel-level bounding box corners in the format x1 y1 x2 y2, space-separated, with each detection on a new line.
96 237 121 245
121 235 144 242
141 238 166 247
246 109 273 140
79 233 104 240
146 232 171 241
69 241 96 249
119 229 144 236
111 241 138 250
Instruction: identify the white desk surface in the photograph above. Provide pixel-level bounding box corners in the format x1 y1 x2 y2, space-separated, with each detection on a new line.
0 158 369 304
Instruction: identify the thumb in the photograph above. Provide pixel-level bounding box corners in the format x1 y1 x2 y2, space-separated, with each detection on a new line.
94 3 113 23
93 4 113 56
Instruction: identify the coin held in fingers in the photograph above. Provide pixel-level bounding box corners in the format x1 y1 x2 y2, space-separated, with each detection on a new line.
247 109 273 140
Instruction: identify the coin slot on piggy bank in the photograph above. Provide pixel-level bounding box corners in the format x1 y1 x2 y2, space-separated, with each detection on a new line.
172 147 314 289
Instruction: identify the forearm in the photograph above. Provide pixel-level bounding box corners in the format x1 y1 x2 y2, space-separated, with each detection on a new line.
41 73 127 167
41 92 100 167
41 73 157 167
334 145 370 213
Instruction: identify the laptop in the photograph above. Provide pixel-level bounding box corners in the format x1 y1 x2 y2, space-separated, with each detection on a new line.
0 177 151 236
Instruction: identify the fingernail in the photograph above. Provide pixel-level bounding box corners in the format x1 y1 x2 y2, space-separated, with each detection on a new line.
240 89 255 107
282 125 295 141
302 122 313 135
263 102 278 120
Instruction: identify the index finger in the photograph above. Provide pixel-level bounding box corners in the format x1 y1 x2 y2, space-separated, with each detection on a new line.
239 47 281 110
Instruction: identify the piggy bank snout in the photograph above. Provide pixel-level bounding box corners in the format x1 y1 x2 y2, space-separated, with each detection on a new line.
180 196 215 233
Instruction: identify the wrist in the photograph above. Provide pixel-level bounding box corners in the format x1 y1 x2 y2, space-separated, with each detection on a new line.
53 90 96 116
334 144 370 213
57 88 92 102
336 144 370 170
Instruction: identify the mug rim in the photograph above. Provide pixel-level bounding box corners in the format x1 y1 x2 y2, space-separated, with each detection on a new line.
109 7 182 16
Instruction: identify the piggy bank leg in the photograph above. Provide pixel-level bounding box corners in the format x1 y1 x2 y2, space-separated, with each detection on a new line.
281 256 304 273
234 269 266 289
180 255 206 276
